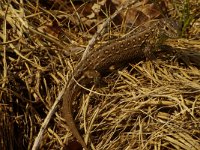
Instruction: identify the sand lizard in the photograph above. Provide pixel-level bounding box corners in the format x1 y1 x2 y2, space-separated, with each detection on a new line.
62 18 180 149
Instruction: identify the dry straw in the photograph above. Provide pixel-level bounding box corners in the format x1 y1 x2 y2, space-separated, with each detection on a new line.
0 0 200 150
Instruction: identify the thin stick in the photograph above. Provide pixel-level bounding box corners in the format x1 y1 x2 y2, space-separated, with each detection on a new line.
82 0 138 60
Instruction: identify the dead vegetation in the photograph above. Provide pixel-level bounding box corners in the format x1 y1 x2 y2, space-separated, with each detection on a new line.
0 0 200 150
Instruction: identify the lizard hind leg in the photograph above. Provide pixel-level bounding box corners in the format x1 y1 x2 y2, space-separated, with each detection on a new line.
82 70 101 87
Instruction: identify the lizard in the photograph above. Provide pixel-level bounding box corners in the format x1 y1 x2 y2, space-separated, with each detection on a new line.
62 18 180 150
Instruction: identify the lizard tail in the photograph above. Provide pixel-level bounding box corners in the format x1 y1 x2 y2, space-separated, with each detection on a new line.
62 86 88 150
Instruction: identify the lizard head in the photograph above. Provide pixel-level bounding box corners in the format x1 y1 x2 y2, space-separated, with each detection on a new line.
158 18 181 39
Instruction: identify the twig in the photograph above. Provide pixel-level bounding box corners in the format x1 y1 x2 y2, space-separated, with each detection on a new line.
31 83 67 150
81 0 138 60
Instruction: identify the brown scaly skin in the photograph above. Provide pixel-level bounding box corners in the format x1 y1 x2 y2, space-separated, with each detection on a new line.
62 18 180 150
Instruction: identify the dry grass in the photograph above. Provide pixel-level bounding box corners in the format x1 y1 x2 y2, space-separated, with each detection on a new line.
0 0 200 150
